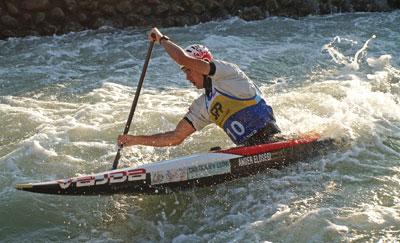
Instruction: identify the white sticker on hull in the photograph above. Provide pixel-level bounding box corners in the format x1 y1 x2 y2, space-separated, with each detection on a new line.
151 160 231 185
151 168 187 185
187 160 230 180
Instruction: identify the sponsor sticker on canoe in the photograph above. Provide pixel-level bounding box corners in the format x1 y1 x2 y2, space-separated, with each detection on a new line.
57 168 146 189
151 160 232 185
187 160 230 180
151 168 188 185
238 152 272 166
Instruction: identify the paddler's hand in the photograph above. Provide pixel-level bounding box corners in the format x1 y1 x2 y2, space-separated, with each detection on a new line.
117 134 135 147
148 27 163 43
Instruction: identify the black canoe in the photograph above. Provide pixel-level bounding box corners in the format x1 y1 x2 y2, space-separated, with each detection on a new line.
15 133 334 196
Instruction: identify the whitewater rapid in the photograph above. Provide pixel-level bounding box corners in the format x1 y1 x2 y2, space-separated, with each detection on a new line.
1 11 399 242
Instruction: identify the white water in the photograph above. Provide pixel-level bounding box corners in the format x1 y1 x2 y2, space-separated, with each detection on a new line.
1 11 400 242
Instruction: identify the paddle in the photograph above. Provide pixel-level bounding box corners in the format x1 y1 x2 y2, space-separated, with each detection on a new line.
112 37 155 170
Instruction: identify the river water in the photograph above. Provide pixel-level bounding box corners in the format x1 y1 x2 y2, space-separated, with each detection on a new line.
1 11 399 242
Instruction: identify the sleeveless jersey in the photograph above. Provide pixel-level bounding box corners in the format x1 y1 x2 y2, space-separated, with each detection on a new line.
185 60 276 145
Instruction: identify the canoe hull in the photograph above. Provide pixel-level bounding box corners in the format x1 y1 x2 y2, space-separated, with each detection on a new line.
16 133 333 196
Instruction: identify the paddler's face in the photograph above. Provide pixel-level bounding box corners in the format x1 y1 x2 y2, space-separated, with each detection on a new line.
182 67 204 89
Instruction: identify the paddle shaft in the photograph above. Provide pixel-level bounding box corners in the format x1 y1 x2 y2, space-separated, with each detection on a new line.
112 40 155 170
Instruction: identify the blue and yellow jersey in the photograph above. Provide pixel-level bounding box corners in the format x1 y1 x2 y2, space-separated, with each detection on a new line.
185 60 276 144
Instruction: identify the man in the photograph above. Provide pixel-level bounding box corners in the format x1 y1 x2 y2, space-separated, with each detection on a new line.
118 27 280 148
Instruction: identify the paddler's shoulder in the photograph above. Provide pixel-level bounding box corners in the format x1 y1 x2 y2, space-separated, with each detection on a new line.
210 59 243 78
212 59 238 68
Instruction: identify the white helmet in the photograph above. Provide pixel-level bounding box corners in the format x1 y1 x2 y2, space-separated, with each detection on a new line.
184 44 213 62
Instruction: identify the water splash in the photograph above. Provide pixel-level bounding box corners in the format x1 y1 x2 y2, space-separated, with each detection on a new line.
322 35 376 70
350 35 376 70
2 11 400 242
367 54 400 95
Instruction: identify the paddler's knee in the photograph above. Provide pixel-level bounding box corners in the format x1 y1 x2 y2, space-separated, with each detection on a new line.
242 122 281 146
209 146 222 151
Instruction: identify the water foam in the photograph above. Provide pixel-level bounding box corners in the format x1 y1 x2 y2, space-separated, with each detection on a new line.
286 35 400 144
322 35 376 70
2 11 400 242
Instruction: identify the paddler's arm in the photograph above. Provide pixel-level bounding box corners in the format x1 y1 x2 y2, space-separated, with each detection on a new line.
117 118 195 147
149 27 210 75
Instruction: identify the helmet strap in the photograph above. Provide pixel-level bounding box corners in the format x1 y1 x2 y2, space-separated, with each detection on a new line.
204 75 212 97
